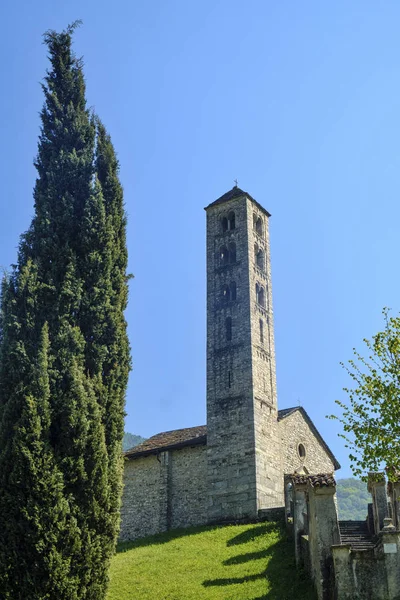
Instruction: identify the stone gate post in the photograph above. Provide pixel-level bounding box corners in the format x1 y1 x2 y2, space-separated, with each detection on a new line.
307 474 340 600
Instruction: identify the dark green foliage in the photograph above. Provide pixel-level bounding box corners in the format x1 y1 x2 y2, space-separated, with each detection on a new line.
0 23 130 599
122 432 146 451
336 478 370 521
329 308 400 481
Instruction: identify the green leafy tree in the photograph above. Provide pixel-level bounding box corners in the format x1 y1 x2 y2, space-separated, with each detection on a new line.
0 23 130 599
336 478 369 520
331 308 400 481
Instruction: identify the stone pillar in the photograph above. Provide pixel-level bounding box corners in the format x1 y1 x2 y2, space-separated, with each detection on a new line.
307 474 340 600
387 480 400 531
368 472 388 534
158 451 171 533
284 475 293 525
379 518 400 599
291 475 308 566
331 544 352 600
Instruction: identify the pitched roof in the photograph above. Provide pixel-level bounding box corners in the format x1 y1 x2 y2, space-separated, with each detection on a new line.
125 406 340 470
308 473 336 488
278 406 341 470
290 473 336 488
204 186 271 217
124 425 207 459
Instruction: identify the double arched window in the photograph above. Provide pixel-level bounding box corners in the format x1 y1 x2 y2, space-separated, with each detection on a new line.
222 281 237 303
256 283 266 308
221 211 236 233
219 242 236 266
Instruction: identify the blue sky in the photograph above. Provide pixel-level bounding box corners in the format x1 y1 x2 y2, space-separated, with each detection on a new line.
2 1 400 478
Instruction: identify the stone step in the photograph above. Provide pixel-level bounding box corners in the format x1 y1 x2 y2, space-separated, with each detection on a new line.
339 520 375 550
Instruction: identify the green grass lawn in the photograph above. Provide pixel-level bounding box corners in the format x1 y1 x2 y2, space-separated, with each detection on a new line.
107 521 316 600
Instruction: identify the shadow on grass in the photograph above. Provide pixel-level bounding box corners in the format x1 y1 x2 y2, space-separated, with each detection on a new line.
203 524 316 600
203 572 265 587
227 522 280 546
223 547 274 565
117 523 230 553
117 520 281 553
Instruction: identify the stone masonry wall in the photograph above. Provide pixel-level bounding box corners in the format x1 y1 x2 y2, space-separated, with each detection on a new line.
120 445 208 541
280 410 336 476
120 454 162 541
206 195 258 522
170 445 208 529
247 198 283 509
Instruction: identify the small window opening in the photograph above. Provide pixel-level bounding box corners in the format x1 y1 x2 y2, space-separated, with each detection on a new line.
260 319 264 344
256 217 263 236
222 284 231 302
298 444 306 459
230 281 237 301
228 211 235 230
220 246 229 266
256 285 265 308
228 370 232 388
221 217 228 233
256 249 264 270
225 317 232 342
228 242 236 263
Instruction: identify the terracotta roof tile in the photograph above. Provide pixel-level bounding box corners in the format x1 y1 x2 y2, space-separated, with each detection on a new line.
308 473 336 488
124 425 207 459
291 474 308 486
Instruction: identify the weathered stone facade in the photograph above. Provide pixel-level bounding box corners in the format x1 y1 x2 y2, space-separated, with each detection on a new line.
120 443 207 541
289 472 400 600
279 408 336 475
120 186 340 541
206 190 281 521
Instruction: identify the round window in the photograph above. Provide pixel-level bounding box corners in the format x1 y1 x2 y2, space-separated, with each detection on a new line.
298 443 306 459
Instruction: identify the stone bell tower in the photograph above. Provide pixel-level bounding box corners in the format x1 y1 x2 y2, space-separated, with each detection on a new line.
205 186 282 523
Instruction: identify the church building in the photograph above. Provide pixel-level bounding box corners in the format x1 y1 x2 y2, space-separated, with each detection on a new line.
120 186 340 541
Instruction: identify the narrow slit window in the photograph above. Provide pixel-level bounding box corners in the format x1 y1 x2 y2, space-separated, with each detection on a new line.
228 211 235 230
258 287 265 308
221 217 228 233
256 249 264 270
260 319 264 344
220 246 229 266
222 284 231 302
228 242 236 263
230 281 237 301
226 317 232 342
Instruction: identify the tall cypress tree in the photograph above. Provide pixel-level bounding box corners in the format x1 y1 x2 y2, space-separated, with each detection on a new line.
0 23 130 599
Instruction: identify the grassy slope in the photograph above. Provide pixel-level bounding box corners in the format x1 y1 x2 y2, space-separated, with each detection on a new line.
108 521 316 600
